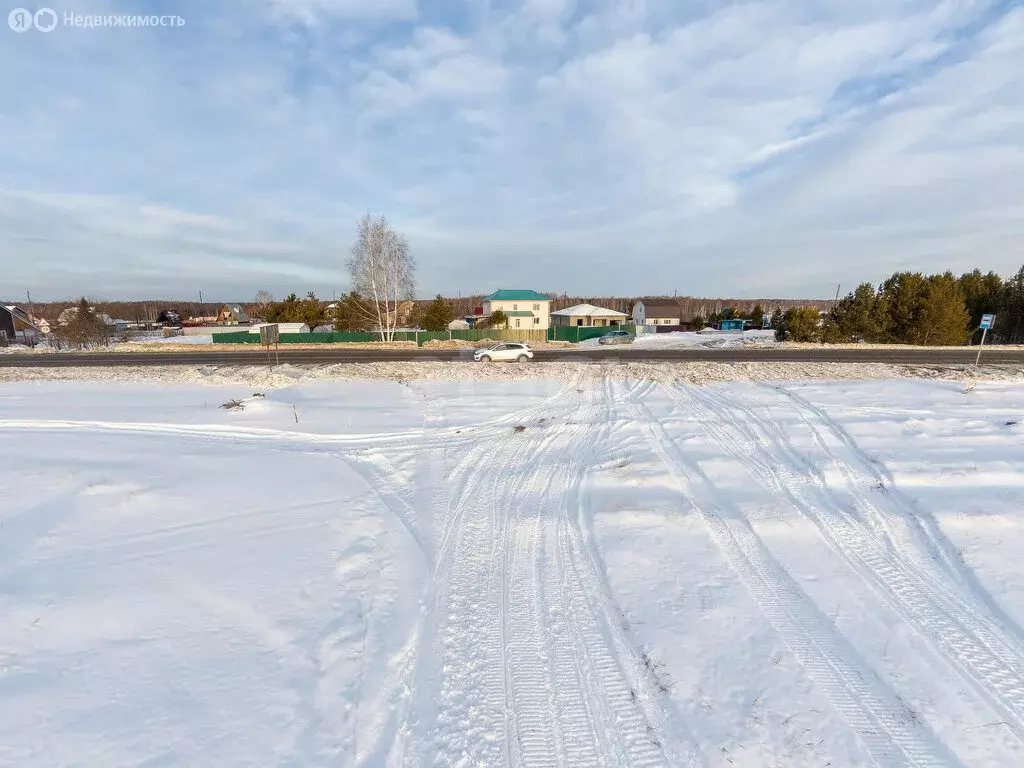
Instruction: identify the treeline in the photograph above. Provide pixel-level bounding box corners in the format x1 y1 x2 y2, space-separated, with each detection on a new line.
773 267 1024 345
18 294 833 326
327 292 457 332
431 294 833 319
261 293 329 329
14 299 222 324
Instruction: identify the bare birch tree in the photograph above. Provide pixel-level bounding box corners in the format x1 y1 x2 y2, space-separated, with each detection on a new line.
347 214 415 341
253 290 275 316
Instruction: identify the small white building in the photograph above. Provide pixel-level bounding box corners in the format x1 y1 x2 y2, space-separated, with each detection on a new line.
249 322 310 335
551 303 629 328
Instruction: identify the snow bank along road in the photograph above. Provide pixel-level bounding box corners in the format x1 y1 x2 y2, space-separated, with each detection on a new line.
4 345 1024 366
1 376 1023 767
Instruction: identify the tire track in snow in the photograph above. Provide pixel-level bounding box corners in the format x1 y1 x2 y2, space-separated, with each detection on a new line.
772 384 1024 640
502 404 588 768
405 386 586 767
291 380 589 767
513 377 682 768
406 376 690 767
335 380 591 592
683 383 1024 742
636 383 959 768
549 378 694 768
569 380 704 767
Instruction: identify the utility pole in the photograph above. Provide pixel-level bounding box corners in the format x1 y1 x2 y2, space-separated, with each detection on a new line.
835 283 841 301
198 290 204 320
26 290 38 346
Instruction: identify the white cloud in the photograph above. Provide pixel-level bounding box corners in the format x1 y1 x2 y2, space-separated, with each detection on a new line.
262 0 418 23
0 1 1021 300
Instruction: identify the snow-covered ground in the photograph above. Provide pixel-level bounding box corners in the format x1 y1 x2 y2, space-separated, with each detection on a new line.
580 329 777 349
1 375 1023 767
131 333 214 344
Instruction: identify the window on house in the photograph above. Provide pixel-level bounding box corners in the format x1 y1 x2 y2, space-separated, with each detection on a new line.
533 317 539 325
515 319 521 328
513 304 518 311
533 303 539 310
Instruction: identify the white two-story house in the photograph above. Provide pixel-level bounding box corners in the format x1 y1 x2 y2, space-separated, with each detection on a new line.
483 289 552 330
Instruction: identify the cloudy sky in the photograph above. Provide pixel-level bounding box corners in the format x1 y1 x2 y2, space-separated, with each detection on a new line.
2 0 1022 301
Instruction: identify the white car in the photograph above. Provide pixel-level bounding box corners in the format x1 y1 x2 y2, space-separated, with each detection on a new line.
474 342 534 363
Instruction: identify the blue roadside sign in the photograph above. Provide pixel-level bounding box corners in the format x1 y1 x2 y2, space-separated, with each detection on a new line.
980 314 995 330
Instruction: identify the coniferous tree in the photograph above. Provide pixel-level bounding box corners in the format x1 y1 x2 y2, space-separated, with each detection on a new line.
822 283 882 343
771 308 786 340
958 269 1003 335
1000 266 1024 343
916 273 970 346
749 304 765 329
877 272 928 343
421 295 455 331
332 292 373 332
778 307 822 342
299 292 328 330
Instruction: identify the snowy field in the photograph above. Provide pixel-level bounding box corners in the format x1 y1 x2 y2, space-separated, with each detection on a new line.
135 333 214 345
1 374 1023 767
579 329 777 349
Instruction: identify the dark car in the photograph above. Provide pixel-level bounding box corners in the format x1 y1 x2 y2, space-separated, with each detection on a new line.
598 329 635 345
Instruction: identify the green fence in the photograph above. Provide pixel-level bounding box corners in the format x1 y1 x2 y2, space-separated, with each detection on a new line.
550 325 635 343
213 328 554 346
211 331 260 344
212 326 634 346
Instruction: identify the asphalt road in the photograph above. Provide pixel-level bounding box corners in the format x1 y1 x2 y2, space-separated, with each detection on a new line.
2 347 1023 367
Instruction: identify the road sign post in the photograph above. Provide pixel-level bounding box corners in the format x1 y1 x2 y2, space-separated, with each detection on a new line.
976 314 995 366
260 323 280 368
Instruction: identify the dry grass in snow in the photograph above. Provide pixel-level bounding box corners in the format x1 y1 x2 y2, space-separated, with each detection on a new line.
1 360 1021 389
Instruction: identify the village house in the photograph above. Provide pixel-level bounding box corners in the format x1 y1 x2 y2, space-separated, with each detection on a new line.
480 289 552 330
216 304 250 325
57 305 83 326
631 300 683 326
0 305 43 345
551 303 629 328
